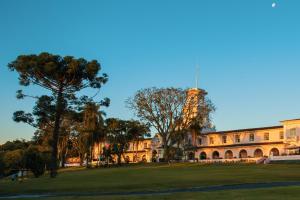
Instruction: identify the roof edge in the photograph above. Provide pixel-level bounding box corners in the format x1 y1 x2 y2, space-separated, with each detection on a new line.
203 125 283 135
280 118 300 123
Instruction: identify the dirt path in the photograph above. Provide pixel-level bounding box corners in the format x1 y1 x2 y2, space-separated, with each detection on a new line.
1 181 300 199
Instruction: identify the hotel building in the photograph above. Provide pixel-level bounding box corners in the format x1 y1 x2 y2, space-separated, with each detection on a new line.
192 119 300 161
93 88 300 163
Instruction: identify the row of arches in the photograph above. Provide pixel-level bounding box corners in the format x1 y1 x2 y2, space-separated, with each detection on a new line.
200 148 279 160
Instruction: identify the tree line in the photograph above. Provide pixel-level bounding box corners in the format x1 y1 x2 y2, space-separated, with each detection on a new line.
3 52 215 179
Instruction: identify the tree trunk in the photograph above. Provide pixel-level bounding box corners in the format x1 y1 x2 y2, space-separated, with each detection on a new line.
50 89 64 178
86 153 89 168
80 153 84 166
162 137 169 162
135 141 139 162
97 142 101 167
90 134 93 166
61 149 66 168
117 153 122 165
163 146 169 162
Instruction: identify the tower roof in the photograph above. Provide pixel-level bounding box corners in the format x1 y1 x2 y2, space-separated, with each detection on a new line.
187 88 207 95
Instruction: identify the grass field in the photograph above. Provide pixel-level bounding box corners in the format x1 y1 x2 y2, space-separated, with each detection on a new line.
1 163 300 199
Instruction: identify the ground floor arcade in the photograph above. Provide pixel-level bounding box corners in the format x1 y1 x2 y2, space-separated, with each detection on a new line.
194 143 285 160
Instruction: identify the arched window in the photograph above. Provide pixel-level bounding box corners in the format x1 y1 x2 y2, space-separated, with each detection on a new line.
239 149 247 158
254 149 263 158
200 152 207 160
225 150 233 159
270 148 280 156
212 151 220 159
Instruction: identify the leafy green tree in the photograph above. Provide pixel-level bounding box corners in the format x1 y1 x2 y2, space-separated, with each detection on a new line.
78 102 106 167
102 145 112 166
105 118 149 165
0 139 30 152
0 153 5 177
23 146 46 177
127 121 150 161
28 99 82 168
57 111 83 168
105 118 129 165
9 52 108 177
127 87 215 161
3 149 24 171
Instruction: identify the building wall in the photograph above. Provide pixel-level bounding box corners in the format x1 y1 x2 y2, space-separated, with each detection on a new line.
193 119 300 160
93 139 153 163
198 127 284 147
91 119 300 163
194 127 285 159
282 119 300 144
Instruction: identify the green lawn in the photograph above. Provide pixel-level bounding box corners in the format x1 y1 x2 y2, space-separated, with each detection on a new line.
1 163 300 199
12 186 300 200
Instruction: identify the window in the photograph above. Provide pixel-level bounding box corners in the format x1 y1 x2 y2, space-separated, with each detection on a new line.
209 137 214 145
235 135 240 143
264 132 269 141
287 128 296 139
222 135 227 144
249 133 255 142
198 138 202 145
144 143 147 149
279 131 284 140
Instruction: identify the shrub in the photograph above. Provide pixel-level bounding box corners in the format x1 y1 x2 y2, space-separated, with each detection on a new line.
23 147 46 177
42 151 52 171
0 153 5 177
0 140 29 152
3 149 24 170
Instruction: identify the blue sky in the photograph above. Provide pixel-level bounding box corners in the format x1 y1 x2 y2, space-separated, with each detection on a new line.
1 0 300 144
